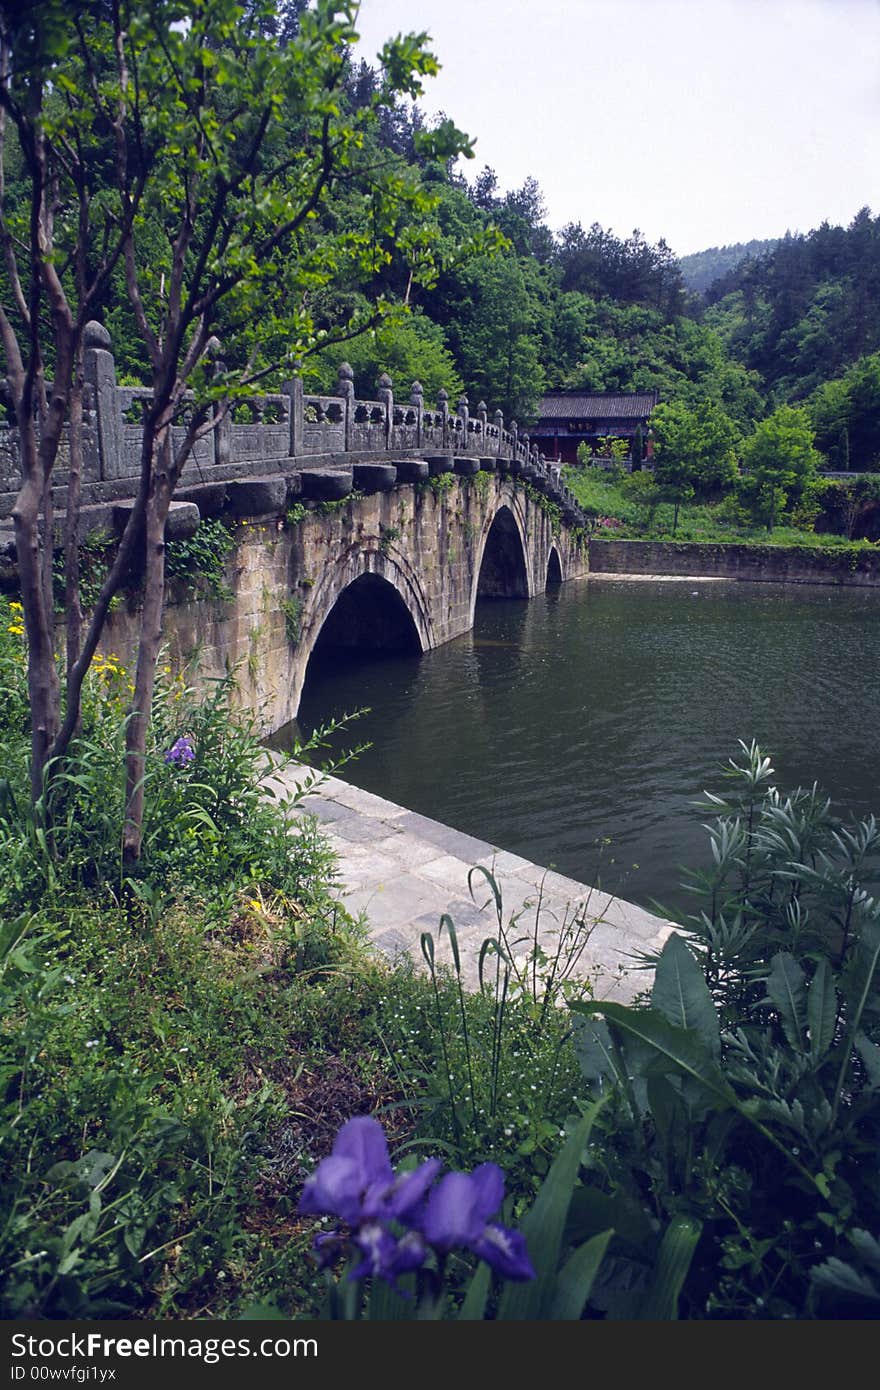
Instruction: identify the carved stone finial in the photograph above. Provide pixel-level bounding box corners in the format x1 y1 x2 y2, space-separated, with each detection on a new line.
458 394 469 409
338 361 354 381
378 372 393 390
83 320 111 350
494 408 504 423
477 400 487 413
438 387 449 403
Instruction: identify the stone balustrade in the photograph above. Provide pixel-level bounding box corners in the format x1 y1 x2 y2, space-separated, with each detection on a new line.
0 322 587 533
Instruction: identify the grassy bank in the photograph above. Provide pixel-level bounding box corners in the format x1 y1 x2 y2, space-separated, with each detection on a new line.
3 595 880 1320
564 465 879 551
0 597 580 1317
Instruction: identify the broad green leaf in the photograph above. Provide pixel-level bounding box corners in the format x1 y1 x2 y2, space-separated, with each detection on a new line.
651 932 720 1055
850 1229 880 1274
843 920 880 1032
835 920 880 1120
855 1031 880 1090
496 1102 603 1320
635 1216 702 1320
646 1073 684 1145
571 1002 737 1109
811 1257 880 1304
549 1229 613 1320
764 952 807 1050
566 1187 656 1251
457 1261 491 1320
572 1015 624 1088
367 1275 417 1320
807 958 837 1060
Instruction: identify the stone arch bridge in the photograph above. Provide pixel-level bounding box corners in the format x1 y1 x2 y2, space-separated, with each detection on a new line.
0 327 590 730
153 462 588 732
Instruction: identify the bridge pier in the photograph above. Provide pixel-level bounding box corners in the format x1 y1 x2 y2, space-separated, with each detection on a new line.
103 470 589 733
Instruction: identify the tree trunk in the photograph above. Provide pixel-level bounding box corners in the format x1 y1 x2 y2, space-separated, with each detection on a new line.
64 356 84 680
12 421 61 804
121 442 172 866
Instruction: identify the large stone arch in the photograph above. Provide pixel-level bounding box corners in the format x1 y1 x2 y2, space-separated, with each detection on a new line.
290 544 435 715
469 494 533 624
546 544 564 586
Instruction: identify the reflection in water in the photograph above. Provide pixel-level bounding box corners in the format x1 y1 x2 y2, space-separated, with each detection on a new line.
275 578 880 915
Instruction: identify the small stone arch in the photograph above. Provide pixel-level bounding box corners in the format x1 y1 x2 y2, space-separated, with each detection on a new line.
546 545 563 586
470 496 533 623
291 548 435 715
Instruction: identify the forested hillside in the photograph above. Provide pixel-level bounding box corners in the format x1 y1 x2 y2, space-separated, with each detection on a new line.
699 210 880 468
4 0 875 468
678 239 780 295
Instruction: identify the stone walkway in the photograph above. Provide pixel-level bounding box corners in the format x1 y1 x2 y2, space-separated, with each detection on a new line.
270 762 676 1003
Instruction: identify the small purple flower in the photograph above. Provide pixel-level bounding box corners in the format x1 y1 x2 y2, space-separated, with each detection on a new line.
419 1163 536 1282
299 1116 441 1226
164 735 195 767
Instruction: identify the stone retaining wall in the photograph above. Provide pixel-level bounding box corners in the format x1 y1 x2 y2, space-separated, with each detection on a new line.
589 538 880 587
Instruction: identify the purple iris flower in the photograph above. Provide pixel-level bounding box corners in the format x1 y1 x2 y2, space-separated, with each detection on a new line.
164 735 195 767
299 1116 440 1226
349 1225 427 1283
298 1117 441 1283
298 1117 536 1287
419 1163 536 1282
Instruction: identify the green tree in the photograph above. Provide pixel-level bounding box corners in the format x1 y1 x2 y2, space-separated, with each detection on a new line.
446 255 546 422
0 0 472 857
812 352 880 472
306 310 463 402
740 405 822 530
649 400 741 531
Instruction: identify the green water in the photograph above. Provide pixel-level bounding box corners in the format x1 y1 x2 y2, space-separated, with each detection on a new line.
280 577 880 916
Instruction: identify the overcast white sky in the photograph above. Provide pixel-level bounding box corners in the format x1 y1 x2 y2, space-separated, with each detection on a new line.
353 0 880 257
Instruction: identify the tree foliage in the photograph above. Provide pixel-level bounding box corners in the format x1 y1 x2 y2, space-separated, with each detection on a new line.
740 404 821 529
0 0 474 856
704 208 880 403
649 399 741 530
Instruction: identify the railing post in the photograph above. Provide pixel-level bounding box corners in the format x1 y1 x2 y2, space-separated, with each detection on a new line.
438 388 449 449
282 361 304 458
410 379 424 449
457 393 469 450
510 419 518 461
337 361 355 453
83 320 123 480
477 399 487 451
377 372 393 450
494 407 503 457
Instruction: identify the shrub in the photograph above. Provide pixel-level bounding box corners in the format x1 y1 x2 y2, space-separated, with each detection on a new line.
570 742 880 1318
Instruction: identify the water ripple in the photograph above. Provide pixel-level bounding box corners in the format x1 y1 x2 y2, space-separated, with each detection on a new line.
286 578 880 913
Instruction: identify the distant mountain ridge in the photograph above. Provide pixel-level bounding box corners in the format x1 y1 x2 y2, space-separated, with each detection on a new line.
679 238 781 295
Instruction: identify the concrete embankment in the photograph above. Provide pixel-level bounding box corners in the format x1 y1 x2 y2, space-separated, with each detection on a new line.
589 538 880 586
270 762 675 1004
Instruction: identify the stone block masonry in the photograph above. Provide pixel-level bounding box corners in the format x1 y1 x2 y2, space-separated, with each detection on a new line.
589 538 880 587
268 761 676 1003
101 471 589 733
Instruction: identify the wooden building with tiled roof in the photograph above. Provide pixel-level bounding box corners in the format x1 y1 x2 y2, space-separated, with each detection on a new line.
532 389 659 464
